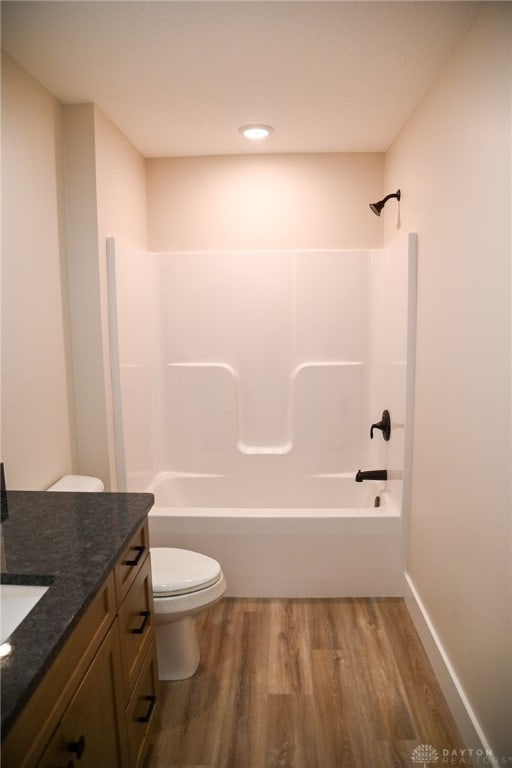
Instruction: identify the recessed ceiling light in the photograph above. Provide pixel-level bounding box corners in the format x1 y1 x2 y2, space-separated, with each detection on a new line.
239 124 273 140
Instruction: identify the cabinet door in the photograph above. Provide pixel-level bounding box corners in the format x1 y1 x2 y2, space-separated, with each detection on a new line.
126 639 160 768
58 622 129 768
6 574 117 768
36 725 70 768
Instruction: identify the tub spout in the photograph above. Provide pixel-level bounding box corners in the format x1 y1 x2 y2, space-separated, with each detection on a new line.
355 469 387 483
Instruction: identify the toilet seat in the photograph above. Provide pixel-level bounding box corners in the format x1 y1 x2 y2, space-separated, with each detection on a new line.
150 547 222 597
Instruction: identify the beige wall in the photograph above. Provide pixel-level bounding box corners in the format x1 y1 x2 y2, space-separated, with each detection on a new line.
385 3 511 754
94 106 148 251
61 104 108 487
147 153 384 251
94 106 148 489
1 52 75 489
62 104 147 490
1 60 147 491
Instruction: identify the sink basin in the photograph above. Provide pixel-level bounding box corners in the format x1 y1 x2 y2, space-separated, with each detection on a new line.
0 583 49 643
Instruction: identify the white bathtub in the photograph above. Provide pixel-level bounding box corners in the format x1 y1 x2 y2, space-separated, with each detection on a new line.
147 472 403 598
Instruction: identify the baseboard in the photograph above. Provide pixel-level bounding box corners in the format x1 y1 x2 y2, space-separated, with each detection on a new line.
404 572 497 763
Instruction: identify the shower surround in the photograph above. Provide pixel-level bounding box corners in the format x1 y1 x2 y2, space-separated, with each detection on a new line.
108 235 416 596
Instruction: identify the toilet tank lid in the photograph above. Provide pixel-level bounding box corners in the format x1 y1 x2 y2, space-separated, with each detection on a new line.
47 475 104 492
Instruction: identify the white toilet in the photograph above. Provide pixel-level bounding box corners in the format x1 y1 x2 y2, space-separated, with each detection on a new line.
150 546 226 680
47 475 227 681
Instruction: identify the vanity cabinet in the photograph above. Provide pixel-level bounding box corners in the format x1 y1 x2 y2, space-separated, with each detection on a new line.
2 520 159 768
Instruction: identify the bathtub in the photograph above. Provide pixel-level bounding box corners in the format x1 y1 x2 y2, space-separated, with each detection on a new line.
147 472 403 597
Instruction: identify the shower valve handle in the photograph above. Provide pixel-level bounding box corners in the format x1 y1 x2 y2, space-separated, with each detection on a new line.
370 410 391 441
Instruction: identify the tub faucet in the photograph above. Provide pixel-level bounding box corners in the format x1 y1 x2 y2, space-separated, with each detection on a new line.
370 410 391 441
355 469 387 483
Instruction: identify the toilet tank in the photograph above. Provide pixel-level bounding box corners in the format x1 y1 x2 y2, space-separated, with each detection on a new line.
47 475 104 492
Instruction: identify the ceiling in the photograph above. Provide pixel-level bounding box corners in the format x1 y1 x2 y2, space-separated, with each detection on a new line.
1 1 479 158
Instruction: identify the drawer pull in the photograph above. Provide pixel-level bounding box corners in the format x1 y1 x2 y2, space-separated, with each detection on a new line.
135 694 157 724
131 610 150 634
123 545 145 567
67 735 85 760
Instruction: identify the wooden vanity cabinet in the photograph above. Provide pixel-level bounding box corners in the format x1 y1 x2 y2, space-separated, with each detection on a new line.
2 520 159 768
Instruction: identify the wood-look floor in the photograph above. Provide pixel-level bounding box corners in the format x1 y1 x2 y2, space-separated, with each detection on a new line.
147 598 466 768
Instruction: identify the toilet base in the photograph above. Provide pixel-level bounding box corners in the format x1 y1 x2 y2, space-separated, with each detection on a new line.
155 616 200 680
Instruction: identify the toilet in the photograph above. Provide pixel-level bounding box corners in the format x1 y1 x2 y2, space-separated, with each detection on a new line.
150 546 226 680
47 475 227 680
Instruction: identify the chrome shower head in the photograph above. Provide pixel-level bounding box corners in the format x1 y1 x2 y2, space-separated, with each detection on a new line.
369 189 401 216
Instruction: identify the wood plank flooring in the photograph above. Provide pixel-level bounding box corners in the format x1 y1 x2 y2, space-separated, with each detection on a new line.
147 598 467 768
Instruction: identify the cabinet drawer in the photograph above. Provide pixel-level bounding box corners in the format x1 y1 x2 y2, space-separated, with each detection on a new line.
115 520 150 604
118 553 154 701
126 639 159 768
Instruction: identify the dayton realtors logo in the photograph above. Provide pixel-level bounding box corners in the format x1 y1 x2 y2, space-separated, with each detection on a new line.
411 745 440 768
411 745 512 767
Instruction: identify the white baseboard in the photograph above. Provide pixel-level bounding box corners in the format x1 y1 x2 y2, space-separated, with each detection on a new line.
404 572 497 764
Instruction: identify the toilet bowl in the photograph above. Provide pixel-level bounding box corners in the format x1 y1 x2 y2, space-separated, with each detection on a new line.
46 476 227 681
151 547 226 680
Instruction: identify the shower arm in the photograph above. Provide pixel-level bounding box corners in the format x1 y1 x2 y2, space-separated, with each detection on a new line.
380 191 400 207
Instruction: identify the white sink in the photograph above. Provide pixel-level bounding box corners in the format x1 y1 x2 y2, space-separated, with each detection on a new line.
0 583 49 643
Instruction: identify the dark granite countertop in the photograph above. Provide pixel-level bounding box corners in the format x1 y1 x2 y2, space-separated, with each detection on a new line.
0 490 154 736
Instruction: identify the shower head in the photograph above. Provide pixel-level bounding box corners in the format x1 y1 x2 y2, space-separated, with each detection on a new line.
369 189 401 216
